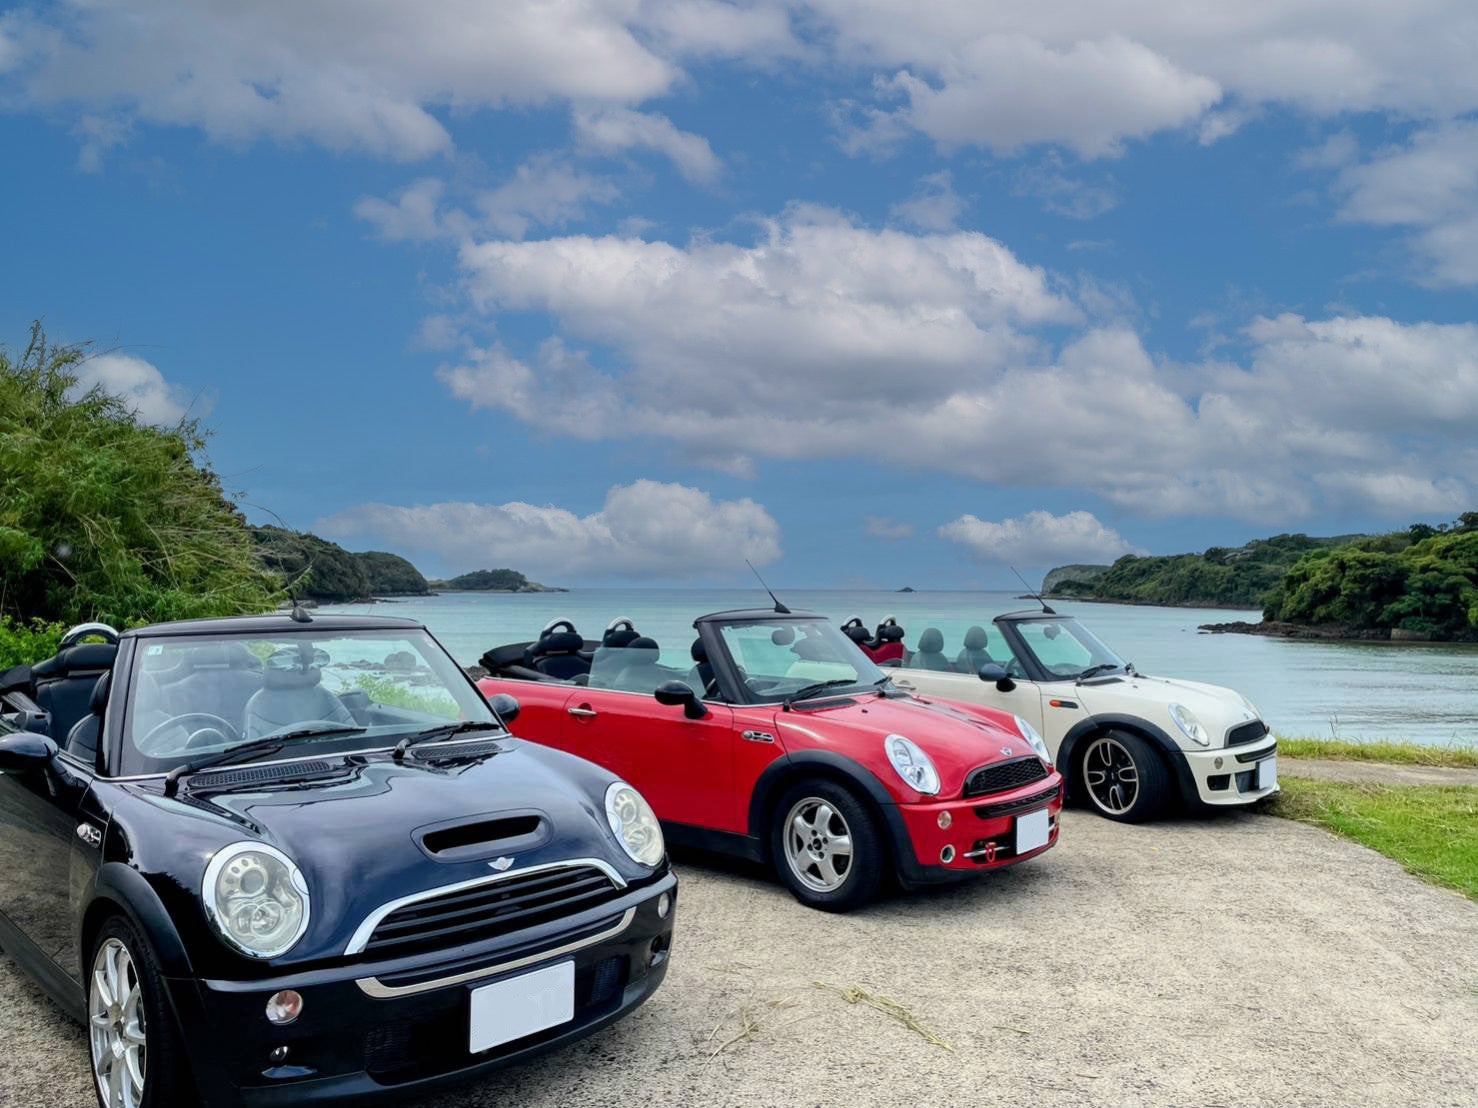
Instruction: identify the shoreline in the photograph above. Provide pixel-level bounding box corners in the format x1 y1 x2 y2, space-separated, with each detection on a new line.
1200 619 1478 645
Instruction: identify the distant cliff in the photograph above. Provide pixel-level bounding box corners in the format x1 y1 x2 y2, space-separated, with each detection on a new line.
1041 564 1109 595
251 526 430 601
429 568 565 593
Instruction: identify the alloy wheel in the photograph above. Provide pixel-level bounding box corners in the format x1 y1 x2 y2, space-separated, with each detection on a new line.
89 937 147 1108
1083 736 1140 815
783 797 855 892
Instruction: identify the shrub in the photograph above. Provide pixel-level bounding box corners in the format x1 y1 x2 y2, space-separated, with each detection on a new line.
0 616 65 670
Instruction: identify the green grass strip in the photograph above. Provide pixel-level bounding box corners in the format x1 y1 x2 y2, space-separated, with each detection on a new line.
1275 736 1478 769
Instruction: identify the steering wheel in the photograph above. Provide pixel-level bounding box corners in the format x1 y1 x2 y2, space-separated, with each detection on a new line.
140 713 242 753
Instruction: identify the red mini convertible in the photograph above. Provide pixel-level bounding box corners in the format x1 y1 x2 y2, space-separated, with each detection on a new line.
478 608 1063 911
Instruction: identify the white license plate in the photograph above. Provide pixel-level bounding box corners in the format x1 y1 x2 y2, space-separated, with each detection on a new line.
1256 756 1277 791
1015 808 1051 855
468 960 575 1054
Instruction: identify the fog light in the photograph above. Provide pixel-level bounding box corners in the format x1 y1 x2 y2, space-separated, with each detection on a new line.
1214 756 1225 770
657 892 671 919
940 845 956 864
269 1045 290 1065
937 811 952 830
266 990 303 1026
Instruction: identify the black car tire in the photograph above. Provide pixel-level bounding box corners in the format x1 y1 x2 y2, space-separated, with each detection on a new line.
87 917 194 1108
770 779 884 912
1078 729 1170 822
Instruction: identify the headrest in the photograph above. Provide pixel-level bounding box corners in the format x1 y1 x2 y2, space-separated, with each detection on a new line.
963 626 988 650
792 637 829 661
877 624 905 642
621 637 660 663
538 631 584 655
262 666 322 690
844 624 872 644
771 627 796 646
627 636 659 653
603 628 640 649
89 672 112 714
185 641 262 671
690 638 708 662
918 628 944 653
35 643 118 677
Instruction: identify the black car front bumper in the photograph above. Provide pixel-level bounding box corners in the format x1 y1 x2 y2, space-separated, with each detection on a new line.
167 873 676 1106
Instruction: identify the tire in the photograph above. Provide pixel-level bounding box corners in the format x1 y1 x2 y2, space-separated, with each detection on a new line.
1077 730 1171 823
770 779 885 912
87 916 194 1108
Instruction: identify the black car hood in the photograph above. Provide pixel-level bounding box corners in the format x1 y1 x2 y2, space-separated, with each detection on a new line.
117 738 637 965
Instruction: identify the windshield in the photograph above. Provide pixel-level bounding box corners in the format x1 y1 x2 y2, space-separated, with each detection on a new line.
1011 618 1127 680
122 629 496 775
716 619 885 702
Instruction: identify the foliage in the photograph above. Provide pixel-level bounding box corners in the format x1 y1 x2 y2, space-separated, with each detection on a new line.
0 616 66 670
0 322 279 628
1047 533 1352 608
251 526 371 602
354 551 429 596
1264 517 1478 640
1266 778 1478 901
351 674 457 718
433 568 530 591
1276 736 1478 769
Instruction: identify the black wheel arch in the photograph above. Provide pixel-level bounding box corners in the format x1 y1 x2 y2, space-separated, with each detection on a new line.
83 862 195 982
1059 715 1195 803
747 751 902 869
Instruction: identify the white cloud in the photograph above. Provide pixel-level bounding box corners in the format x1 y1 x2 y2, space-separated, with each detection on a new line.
939 510 1144 565
864 515 915 539
315 480 781 579
1013 156 1118 219
71 353 199 425
889 171 965 231
573 106 721 183
354 178 454 242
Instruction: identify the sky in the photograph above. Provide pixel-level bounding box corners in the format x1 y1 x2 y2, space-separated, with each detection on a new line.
1 1 1476 587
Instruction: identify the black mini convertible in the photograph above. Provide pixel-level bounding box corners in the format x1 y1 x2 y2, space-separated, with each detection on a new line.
0 612 676 1107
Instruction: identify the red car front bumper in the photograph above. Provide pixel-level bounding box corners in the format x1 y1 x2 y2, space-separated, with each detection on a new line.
892 771 1064 883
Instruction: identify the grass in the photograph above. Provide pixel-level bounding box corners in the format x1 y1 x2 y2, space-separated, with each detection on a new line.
1275 736 1478 769
1265 777 1478 900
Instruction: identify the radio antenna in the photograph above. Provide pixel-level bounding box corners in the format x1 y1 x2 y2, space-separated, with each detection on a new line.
1010 565 1055 615
746 560 791 614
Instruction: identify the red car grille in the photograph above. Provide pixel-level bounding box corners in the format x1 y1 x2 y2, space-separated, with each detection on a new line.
963 756 1049 798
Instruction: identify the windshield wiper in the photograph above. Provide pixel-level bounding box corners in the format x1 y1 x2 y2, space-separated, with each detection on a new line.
162 723 366 797
393 720 503 761
783 679 861 709
1076 663 1122 683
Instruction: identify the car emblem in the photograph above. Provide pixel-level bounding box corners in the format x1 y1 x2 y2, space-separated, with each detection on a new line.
1000 746 1015 757
489 856 515 871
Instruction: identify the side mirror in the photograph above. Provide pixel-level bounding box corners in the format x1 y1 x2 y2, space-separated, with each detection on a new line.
487 693 521 727
979 663 1016 692
654 680 708 720
0 732 58 772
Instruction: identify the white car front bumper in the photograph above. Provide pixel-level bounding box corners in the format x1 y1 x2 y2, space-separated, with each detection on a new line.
1180 735 1279 806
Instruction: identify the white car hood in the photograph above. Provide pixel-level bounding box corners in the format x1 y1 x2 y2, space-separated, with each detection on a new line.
1075 672 1259 741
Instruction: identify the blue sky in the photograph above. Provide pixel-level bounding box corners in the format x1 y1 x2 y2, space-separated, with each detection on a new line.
2 2 1476 586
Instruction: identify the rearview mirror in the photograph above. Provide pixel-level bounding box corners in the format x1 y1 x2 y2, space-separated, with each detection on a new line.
0 732 58 772
979 663 1016 692
487 693 521 726
654 680 708 720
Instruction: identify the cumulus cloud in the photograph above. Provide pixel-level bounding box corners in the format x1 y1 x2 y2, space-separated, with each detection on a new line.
315 480 781 580
939 510 1144 565
864 515 915 540
71 353 199 425
573 106 721 183
889 171 965 231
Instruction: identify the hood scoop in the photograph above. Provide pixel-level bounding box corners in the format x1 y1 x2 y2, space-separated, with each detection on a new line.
415 810 549 862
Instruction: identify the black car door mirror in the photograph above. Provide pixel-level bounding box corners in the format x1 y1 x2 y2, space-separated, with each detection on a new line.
654 680 708 720
979 663 1016 692
487 693 521 726
0 732 59 772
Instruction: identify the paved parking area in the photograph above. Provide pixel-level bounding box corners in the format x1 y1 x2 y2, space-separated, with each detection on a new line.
3 809 1475 1107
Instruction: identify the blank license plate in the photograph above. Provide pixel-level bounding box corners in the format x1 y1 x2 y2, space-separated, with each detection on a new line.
1256 756 1277 790
1015 808 1051 855
469 960 574 1054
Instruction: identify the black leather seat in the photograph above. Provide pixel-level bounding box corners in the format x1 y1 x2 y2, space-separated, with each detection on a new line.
912 628 954 671
591 625 640 668
840 618 872 646
162 642 264 732
32 643 118 745
530 631 590 681
65 672 112 765
686 638 717 697
609 637 664 693
956 626 994 674
244 657 356 740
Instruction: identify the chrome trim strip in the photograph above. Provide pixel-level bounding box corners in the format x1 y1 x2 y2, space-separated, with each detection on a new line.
344 857 628 956
354 906 636 999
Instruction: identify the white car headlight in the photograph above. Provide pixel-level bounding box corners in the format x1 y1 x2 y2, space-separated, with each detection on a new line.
885 734 940 796
1013 715 1053 766
605 782 665 867
1169 703 1211 747
203 842 310 959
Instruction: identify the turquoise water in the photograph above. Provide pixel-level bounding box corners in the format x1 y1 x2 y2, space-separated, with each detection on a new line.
321 589 1478 748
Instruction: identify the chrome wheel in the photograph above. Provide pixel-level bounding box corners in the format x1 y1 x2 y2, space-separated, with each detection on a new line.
783 797 854 892
90 938 147 1108
1083 736 1140 815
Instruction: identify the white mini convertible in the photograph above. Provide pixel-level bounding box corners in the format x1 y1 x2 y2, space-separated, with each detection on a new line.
843 608 1278 822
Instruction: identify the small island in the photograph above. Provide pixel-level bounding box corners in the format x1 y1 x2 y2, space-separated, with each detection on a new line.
430 568 566 593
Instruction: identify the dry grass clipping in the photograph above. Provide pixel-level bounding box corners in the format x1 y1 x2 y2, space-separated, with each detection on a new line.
811 982 953 1051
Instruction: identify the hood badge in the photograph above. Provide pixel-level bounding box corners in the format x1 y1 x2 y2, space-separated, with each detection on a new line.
489 856 515 872
1000 746 1015 757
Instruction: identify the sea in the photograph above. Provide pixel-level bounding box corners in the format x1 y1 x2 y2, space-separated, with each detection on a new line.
320 588 1478 749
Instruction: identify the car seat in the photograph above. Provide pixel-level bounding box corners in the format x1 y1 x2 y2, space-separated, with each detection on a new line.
591 621 641 668
161 641 264 732
955 626 993 674
64 672 111 764
243 649 356 739
912 628 954 671
32 642 118 745
609 636 664 693
529 631 590 681
686 638 718 697
866 619 907 666
840 618 872 647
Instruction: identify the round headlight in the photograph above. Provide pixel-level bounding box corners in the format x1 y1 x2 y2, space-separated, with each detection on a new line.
1169 703 1211 747
1013 715 1053 766
605 782 665 867
885 734 940 796
203 842 310 959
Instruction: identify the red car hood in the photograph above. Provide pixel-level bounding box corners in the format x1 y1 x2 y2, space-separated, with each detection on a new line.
769 693 1034 799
